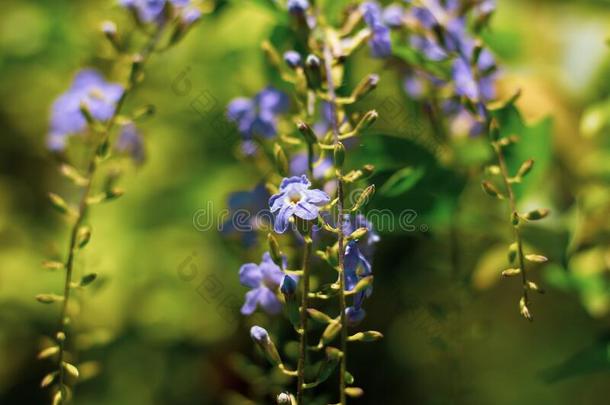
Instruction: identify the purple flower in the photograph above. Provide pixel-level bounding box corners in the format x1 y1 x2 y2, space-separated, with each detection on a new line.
269 175 330 234
239 252 285 315
410 35 447 61
120 0 196 24
361 1 383 26
361 2 393 58
180 6 202 25
343 241 374 323
47 69 123 151
369 24 392 58
227 87 289 138
342 214 380 256
222 183 270 247
403 73 426 99
115 122 145 165
452 57 479 101
382 4 405 28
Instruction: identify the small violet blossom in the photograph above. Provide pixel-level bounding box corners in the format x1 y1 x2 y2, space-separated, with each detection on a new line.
120 0 200 25
361 2 392 58
48 69 123 151
269 175 330 234
239 252 292 315
227 87 289 139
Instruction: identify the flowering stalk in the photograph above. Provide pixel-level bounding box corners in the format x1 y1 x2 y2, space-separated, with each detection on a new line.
322 42 348 405
482 119 548 321
39 3 202 403
55 30 161 403
228 2 384 403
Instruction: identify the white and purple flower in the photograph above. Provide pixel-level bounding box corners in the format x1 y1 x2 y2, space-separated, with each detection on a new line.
269 175 330 234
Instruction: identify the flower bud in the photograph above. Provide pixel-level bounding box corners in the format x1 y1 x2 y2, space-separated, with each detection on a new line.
527 281 544 294
305 54 322 89
351 74 379 100
283 51 302 69
297 121 317 144
501 268 521 277
524 208 550 221
321 321 342 344
516 159 534 178
250 326 282 366
481 180 503 199
277 392 292 405
347 330 383 342
287 0 309 15
280 275 297 296
519 297 533 321
101 21 119 50
525 254 548 263
351 185 375 212
355 110 378 132
130 54 144 84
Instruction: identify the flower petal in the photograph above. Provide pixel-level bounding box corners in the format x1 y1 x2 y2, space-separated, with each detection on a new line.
239 263 261 288
241 288 262 315
294 201 319 221
273 203 294 234
258 288 283 314
304 188 330 205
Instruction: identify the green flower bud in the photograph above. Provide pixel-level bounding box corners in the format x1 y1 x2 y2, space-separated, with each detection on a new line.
297 121 318 144
516 159 534 178
524 208 550 220
351 74 379 100
481 181 504 199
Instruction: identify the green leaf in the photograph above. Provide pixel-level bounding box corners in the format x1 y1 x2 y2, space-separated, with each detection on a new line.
379 166 425 197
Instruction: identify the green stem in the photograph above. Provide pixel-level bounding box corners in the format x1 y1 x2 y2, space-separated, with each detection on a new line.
322 42 347 405
493 143 530 313
297 232 313 404
54 25 164 401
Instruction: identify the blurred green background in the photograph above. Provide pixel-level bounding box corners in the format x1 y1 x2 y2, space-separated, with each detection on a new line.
1 0 610 404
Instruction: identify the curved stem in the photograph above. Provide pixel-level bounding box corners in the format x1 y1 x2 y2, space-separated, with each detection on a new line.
297 233 313 404
54 25 165 399
322 42 347 405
